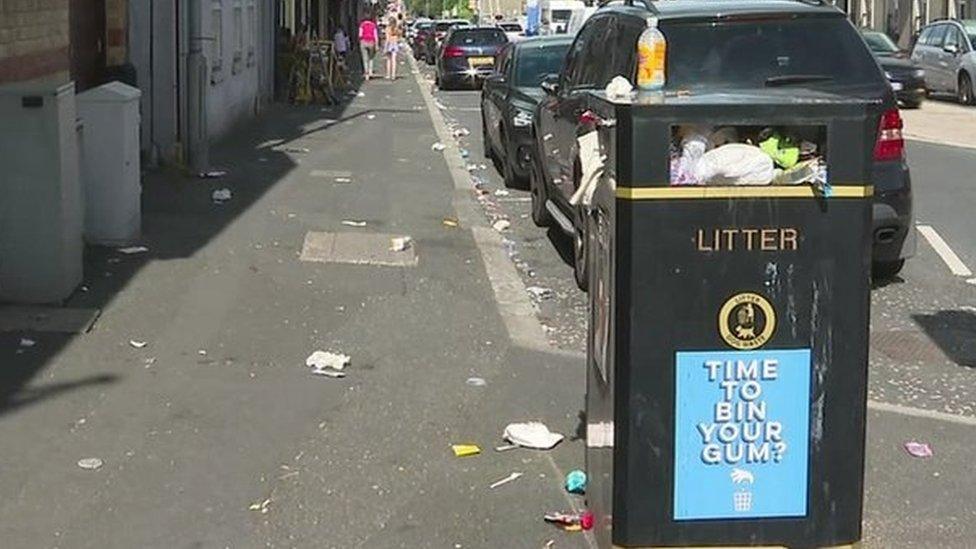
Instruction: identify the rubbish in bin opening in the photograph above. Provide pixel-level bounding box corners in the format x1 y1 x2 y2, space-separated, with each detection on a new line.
670 125 827 187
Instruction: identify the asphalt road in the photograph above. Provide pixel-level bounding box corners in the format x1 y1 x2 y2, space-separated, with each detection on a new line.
416 57 976 547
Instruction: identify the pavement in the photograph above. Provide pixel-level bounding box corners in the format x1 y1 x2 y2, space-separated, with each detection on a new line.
1 52 975 548
902 98 976 150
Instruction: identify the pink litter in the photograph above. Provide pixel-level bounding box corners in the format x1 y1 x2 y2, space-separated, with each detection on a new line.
904 441 933 458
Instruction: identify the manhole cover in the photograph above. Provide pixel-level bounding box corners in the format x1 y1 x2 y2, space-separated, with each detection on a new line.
871 330 949 364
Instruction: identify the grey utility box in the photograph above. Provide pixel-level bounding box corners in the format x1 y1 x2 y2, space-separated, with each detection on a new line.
77 81 143 245
0 79 84 304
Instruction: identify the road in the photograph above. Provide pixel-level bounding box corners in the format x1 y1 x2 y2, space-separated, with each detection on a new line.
414 57 976 547
0 50 974 548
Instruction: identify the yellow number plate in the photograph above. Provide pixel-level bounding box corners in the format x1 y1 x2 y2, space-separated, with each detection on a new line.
469 56 493 67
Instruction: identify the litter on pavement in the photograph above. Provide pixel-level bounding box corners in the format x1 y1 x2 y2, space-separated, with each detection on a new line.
451 444 481 457
129 340 148 349
77 457 103 470
212 188 232 203
341 220 367 227
492 220 511 232
19 338 36 348
494 444 518 452
565 469 587 494
494 189 510 197
442 218 459 228
390 236 413 252
544 510 594 531
117 246 149 255
280 146 311 153
489 472 523 489
465 377 487 387
904 441 934 458
527 286 554 301
306 351 350 377
248 498 272 514
334 177 353 184
453 128 470 138
431 142 447 151
366 114 376 120
503 422 565 450
198 170 227 179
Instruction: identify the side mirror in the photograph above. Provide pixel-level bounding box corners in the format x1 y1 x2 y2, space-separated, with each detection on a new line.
541 74 560 96
944 43 960 55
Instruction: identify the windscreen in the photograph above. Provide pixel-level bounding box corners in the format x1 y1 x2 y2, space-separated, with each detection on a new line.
663 17 885 91
552 9 572 22
449 29 508 46
964 21 976 48
861 31 899 54
515 44 571 86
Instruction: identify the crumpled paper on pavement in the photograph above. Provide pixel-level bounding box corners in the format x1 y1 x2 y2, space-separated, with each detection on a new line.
306 351 350 377
503 421 564 450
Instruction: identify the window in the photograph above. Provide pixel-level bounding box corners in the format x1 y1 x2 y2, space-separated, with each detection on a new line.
233 1 243 72
945 27 967 52
612 17 645 80
247 1 256 65
570 17 611 89
662 18 885 91
562 16 602 89
514 42 572 87
211 1 223 75
917 26 934 46
927 24 949 47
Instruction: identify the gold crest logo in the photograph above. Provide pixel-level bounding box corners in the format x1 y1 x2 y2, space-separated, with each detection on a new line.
718 293 776 350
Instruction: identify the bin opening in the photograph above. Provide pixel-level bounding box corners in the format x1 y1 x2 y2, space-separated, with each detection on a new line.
669 124 828 187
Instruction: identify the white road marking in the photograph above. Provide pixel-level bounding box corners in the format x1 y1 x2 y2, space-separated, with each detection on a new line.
868 399 976 427
917 224 973 276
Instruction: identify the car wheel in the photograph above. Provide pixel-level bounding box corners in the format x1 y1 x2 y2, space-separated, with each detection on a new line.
959 73 975 105
572 215 590 292
872 259 905 281
529 156 552 227
902 98 923 109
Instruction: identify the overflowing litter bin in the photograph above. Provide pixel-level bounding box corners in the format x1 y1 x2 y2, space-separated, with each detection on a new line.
582 90 878 548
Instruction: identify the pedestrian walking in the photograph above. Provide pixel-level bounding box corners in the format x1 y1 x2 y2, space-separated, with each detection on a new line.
384 16 401 80
359 15 379 80
334 26 350 62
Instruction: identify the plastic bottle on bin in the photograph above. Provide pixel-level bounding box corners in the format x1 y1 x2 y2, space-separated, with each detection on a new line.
636 17 666 91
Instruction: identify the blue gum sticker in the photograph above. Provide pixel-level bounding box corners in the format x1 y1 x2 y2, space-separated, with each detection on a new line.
673 349 811 520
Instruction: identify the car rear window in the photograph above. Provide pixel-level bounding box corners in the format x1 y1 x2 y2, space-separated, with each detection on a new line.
515 43 572 86
662 17 885 91
500 23 522 31
449 29 508 46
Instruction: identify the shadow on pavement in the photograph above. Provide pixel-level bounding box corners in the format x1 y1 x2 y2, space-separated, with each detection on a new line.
0 81 365 416
913 309 976 368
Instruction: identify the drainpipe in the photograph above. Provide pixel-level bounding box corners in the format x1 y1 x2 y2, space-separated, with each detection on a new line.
187 0 209 171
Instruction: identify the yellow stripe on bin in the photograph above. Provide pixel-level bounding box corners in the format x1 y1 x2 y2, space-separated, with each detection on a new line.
615 185 873 200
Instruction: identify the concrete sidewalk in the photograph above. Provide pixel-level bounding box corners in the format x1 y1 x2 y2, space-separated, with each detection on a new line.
903 99 976 149
0 64 588 548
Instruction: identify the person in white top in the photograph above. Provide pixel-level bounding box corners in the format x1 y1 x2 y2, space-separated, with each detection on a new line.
333 27 350 60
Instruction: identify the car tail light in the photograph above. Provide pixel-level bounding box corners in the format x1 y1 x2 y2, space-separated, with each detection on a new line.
443 46 464 58
873 108 904 161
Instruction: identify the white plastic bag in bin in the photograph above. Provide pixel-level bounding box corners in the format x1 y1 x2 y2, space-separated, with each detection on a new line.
693 143 775 186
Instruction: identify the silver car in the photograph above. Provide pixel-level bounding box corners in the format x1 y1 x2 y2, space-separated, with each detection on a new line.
911 19 976 104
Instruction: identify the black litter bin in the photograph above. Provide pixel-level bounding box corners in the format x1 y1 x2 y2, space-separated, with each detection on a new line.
583 90 879 548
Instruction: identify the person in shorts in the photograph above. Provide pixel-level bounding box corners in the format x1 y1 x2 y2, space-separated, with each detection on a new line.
384 16 400 80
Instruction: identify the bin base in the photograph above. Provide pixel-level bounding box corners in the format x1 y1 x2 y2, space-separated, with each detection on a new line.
612 544 860 549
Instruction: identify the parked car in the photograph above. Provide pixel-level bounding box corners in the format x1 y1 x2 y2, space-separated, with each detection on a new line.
531 1 915 289
482 36 574 187
498 21 524 41
412 20 435 59
861 29 927 108
911 19 976 104
436 27 509 90
424 19 471 65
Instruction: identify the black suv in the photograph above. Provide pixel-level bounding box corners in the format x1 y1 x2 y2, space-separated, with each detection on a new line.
530 0 915 289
